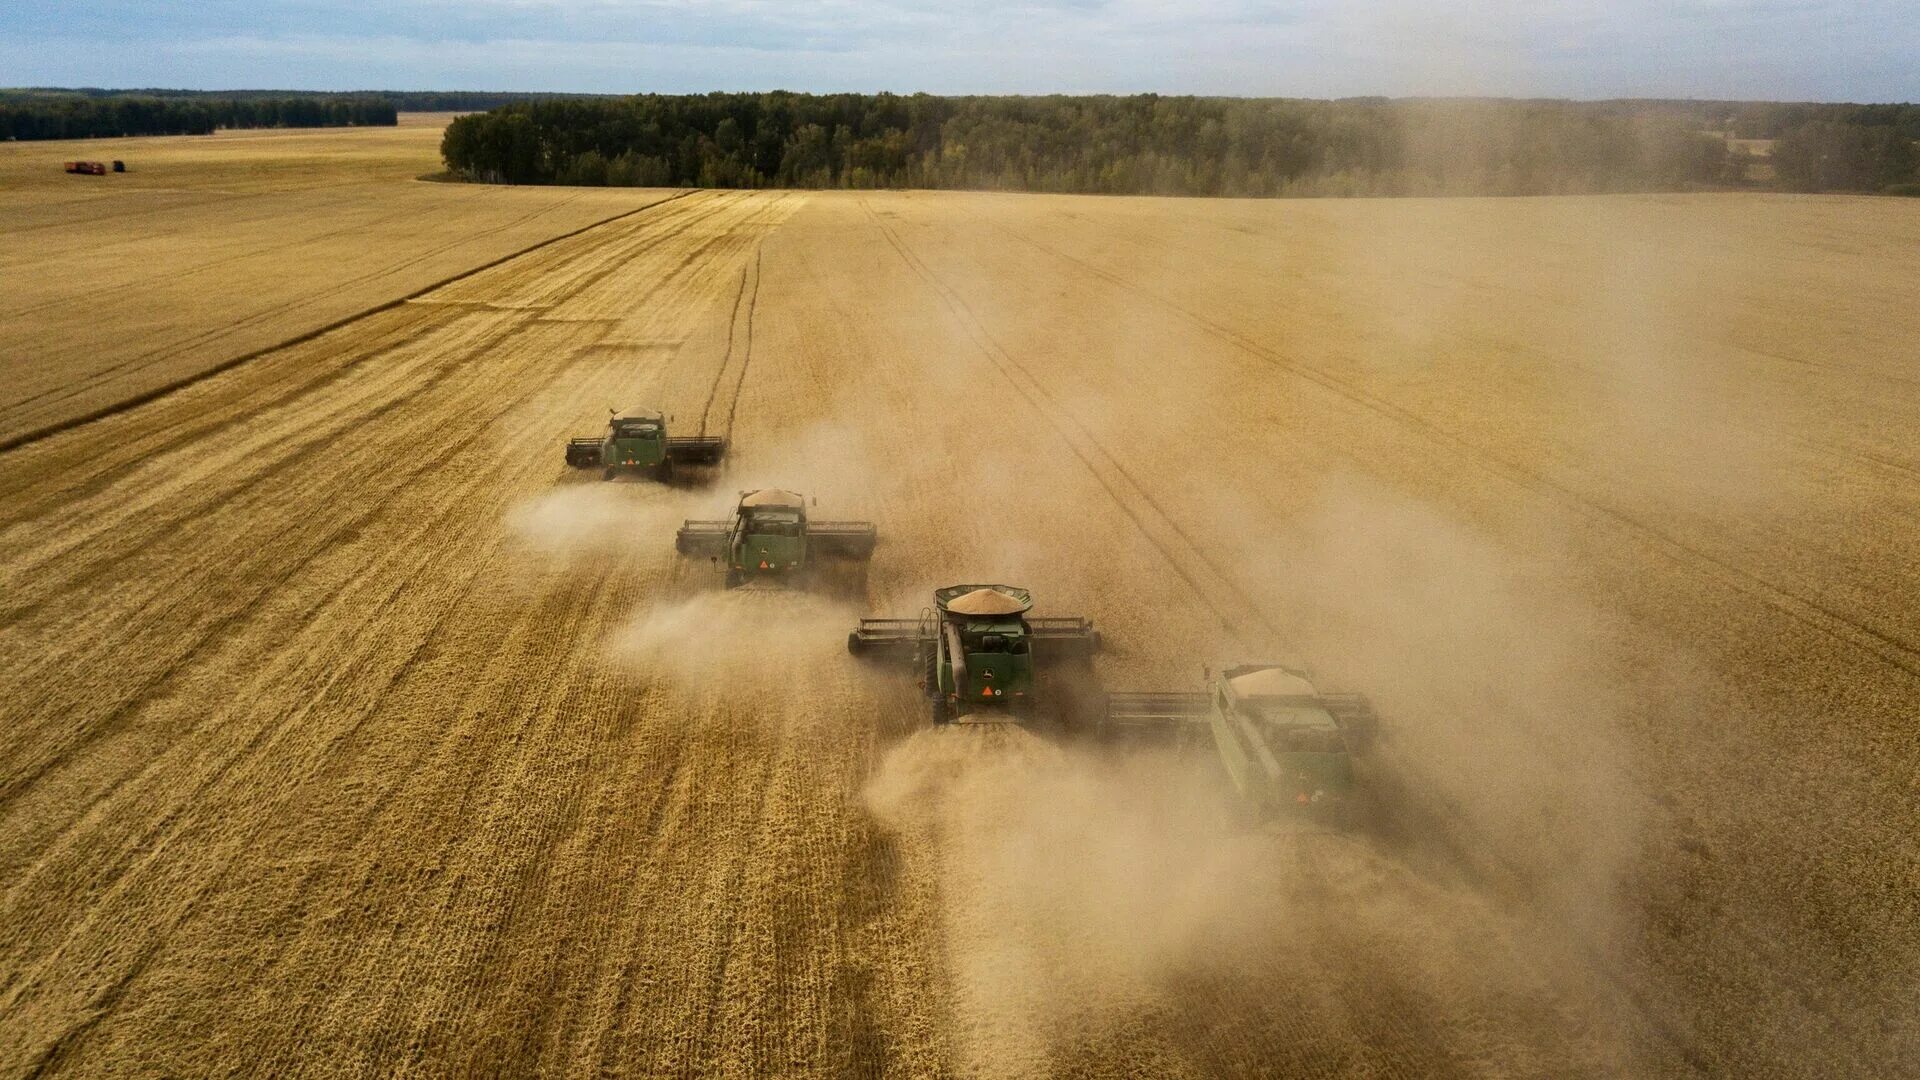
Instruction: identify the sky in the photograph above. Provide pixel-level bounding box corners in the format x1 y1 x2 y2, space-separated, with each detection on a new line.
2 1 1915 101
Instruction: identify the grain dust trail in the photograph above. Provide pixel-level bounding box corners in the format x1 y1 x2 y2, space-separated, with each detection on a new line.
831 190 1920 1076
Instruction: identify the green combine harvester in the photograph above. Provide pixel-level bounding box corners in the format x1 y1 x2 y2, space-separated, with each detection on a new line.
1103 664 1379 825
564 408 726 481
848 584 1101 723
675 489 878 589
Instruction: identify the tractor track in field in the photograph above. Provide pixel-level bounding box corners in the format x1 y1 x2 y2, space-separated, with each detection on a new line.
696 192 786 439
861 198 1285 652
9 212 746 677
698 253 756 437
0 190 269 237
0 314 446 526
721 243 765 441
0 189 702 456
1037 202 1920 520
0 188 353 281
0 316 549 819
423 189 749 312
1 186 591 321
2 186 700 424
0 309 536 621
8 205 508 408
0 327 571 909
0 195 767 866
969 211 1920 684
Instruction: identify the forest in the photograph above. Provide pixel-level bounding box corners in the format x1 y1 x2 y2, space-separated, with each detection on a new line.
1 90 397 140
439 93 1920 197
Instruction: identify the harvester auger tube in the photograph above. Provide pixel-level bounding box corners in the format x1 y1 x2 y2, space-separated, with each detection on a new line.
944 619 969 703
848 584 1098 726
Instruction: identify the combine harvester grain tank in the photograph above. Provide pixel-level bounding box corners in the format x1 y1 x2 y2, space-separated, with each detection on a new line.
563 408 725 481
1104 663 1379 825
848 584 1100 723
676 488 877 589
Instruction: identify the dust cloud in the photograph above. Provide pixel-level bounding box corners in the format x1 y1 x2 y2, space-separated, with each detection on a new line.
1573 224 1809 517
864 726 1230 1075
506 422 888 709
853 205 1658 1069
734 418 886 506
610 588 859 697
864 718 1636 1075
1219 476 1655 989
505 484 695 564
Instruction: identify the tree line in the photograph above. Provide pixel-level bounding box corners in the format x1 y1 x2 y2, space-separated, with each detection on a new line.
1 91 397 140
379 91 601 112
440 93 1920 197
1770 121 1919 194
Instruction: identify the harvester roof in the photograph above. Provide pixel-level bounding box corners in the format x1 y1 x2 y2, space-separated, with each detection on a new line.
1225 665 1318 699
740 488 806 508
611 408 663 423
938 585 1033 616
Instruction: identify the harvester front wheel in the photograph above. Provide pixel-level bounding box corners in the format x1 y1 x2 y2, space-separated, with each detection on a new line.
601 467 614 482
846 632 865 656
923 648 949 724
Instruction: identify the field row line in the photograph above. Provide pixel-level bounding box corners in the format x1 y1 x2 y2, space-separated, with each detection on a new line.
0 189 700 456
857 197 1286 654
697 195 794 438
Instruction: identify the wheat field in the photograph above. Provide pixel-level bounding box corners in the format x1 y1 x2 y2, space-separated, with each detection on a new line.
0 116 667 448
2 121 1918 1077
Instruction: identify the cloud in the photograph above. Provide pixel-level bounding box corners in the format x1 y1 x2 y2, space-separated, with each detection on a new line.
2 0 1915 98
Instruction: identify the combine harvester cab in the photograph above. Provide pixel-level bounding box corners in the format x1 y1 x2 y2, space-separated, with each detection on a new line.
848 584 1100 724
676 489 877 590
562 408 726 482
1104 663 1379 827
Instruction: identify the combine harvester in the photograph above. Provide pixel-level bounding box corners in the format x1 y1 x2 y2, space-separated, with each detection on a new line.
1103 664 1379 826
563 409 725 481
848 584 1101 723
675 489 877 590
